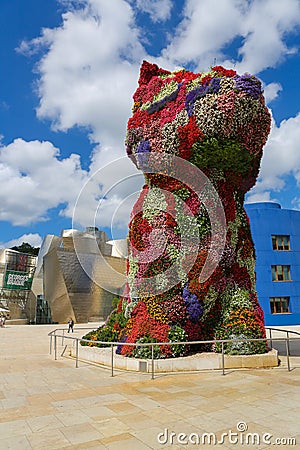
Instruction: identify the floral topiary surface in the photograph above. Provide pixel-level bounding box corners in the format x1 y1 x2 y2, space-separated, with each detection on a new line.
82 61 271 357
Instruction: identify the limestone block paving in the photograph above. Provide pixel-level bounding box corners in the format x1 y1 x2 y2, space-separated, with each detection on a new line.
0 324 299 449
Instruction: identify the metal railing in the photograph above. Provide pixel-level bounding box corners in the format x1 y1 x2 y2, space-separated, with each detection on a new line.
48 327 300 379
266 327 300 372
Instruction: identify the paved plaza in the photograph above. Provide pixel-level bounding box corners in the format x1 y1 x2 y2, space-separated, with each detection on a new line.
0 324 299 449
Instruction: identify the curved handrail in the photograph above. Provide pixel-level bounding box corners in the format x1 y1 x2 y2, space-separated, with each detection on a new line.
48 325 300 378
265 326 300 337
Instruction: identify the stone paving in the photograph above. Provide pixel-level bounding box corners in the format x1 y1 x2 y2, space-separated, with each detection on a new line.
0 324 300 449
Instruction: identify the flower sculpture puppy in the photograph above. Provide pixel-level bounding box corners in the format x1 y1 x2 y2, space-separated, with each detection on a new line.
83 61 271 357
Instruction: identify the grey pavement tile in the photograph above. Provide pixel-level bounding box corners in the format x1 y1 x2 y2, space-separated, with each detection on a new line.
26 428 71 449
27 414 64 432
55 410 91 427
119 412 162 430
0 397 28 409
64 441 108 449
105 400 143 416
104 436 153 449
0 419 32 439
60 423 104 445
132 426 170 450
51 398 83 411
91 417 132 437
81 405 117 419
129 397 163 410
0 435 31 450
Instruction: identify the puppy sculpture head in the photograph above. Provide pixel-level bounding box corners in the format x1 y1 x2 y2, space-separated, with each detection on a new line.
126 61 271 193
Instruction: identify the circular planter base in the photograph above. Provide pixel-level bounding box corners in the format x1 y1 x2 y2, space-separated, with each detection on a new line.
73 346 278 372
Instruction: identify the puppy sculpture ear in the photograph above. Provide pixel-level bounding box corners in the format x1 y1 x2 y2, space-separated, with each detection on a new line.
138 60 170 85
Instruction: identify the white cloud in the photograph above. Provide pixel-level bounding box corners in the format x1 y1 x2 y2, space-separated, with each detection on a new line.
264 82 283 104
22 0 145 152
19 0 300 154
71 153 143 231
135 0 173 22
0 138 88 225
159 0 300 74
245 191 275 204
17 0 300 152
235 0 300 74
291 197 300 210
5 0 300 236
12 0 147 233
1 234 43 249
247 113 300 202
160 0 243 69
0 139 142 232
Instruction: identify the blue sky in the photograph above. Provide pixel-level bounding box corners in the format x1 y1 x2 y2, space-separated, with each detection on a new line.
1 0 300 248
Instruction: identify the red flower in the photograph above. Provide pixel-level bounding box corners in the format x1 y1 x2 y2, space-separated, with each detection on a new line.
127 109 149 129
201 75 212 85
216 180 237 223
178 116 203 160
138 60 170 86
129 213 152 251
184 320 202 341
184 188 201 215
131 185 149 218
212 66 237 78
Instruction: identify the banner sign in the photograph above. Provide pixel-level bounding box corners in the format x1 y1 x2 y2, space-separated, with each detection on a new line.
3 270 34 290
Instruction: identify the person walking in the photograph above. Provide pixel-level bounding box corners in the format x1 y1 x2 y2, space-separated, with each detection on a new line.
68 318 74 333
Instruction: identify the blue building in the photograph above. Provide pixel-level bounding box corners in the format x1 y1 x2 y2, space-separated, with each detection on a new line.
245 202 300 326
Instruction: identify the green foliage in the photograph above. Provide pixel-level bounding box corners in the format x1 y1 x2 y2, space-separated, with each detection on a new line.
215 306 268 355
80 304 128 348
168 325 188 357
191 138 253 175
215 333 267 355
114 311 127 329
132 336 162 359
195 209 211 237
131 325 189 359
11 242 39 256
80 325 119 347
174 187 190 201
111 297 120 309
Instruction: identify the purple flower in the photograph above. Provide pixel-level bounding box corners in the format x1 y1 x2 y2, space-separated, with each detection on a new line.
116 334 127 355
183 284 204 322
186 78 221 116
146 83 182 114
137 140 151 169
233 74 262 99
137 140 151 154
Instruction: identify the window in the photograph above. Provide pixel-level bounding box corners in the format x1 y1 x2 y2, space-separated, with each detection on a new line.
271 265 291 281
270 297 290 314
272 235 290 251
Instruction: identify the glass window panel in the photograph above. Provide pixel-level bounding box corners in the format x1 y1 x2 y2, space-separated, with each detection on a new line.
283 266 290 280
271 266 276 281
272 265 291 281
270 297 290 314
283 236 290 250
271 235 290 251
282 299 289 312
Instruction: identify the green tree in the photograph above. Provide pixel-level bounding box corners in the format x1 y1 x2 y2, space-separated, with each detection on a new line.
10 242 40 256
